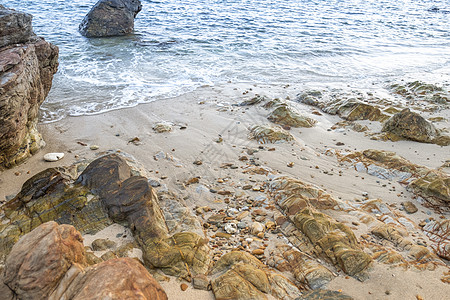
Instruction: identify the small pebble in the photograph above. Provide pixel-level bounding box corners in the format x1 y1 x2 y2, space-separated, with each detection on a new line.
90 145 99 150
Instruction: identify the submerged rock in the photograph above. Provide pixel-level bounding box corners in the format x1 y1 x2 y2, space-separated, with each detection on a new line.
79 0 142 37
248 125 295 144
0 6 58 169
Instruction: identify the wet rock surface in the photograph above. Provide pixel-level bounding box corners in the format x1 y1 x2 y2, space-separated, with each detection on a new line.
79 0 142 37
0 6 58 169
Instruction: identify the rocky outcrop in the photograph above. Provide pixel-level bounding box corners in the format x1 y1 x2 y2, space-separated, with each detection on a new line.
0 6 33 48
340 149 450 209
382 108 449 145
0 153 211 282
0 6 58 169
422 219 449 260
1 222 168 300
268 245 334 289
79 0 142 38
390 81 449 105
297 90 390 122
269 176 372 277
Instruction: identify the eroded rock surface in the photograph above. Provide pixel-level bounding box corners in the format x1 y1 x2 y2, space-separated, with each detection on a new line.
0 153 211 283
0 6 58 169
79 0 142 37
1 222 168 300
3 222 86 299
210 251 301 300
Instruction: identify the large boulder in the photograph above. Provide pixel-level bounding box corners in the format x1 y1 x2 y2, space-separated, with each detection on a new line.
3 222 86 299
0 6 58 169
1 222 168 300
381 108 440 143
79 0 142 37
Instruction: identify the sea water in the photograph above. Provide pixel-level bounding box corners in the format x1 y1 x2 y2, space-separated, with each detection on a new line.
2 0 449 122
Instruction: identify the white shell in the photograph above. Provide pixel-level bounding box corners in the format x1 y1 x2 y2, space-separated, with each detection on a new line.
224 223 237 234
43 152 64 162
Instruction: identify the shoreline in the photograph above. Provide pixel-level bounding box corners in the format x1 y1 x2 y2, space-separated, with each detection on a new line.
1 82 449 299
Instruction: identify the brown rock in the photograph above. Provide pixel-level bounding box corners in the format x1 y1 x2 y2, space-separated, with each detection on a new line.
180 283 188 291
0 10 58 169
402 201 418 214
61 258 167 300
210 251 300 300
252 249 265 255
3 222 86 299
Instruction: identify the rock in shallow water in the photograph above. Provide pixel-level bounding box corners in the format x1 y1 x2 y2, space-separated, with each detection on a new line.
79 0 142 38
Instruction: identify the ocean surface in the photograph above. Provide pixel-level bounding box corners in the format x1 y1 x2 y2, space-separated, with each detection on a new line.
3 0 450 122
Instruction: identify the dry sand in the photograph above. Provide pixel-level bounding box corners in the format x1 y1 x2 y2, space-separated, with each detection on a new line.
0 83 449 299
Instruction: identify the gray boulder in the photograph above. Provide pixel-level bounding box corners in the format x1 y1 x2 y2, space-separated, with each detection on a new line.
0 5 33 48
79 0 142 38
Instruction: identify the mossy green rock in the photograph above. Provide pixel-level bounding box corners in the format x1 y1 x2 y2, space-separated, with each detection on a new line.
142 232 211 280
210 251 300 300
0 167 111 261
293 208 372 276
382 108 439 143
267 104 316 128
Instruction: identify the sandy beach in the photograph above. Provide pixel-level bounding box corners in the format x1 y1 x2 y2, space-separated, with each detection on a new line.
1 82 449 299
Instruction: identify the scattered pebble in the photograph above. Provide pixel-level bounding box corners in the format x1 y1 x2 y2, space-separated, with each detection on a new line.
43 152 64 162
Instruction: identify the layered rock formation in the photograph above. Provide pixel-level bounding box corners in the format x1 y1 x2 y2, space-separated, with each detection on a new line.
79 0 142 37
0 221 167 300
0 6 58 169
0 153 211 282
